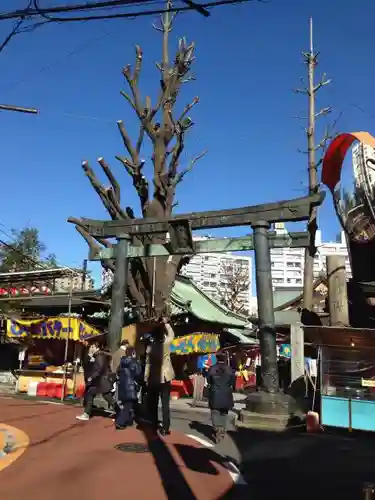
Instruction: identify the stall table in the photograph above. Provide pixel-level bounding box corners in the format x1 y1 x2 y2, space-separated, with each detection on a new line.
15 369 84 398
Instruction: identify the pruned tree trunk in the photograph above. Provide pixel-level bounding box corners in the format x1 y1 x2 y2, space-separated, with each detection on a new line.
68 1 206 321
294 18 336 312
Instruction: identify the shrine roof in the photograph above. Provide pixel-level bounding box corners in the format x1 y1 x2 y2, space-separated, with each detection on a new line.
0 268 75 285
273 276 327 312
170 275 250 328
225 328 258 344
0 290 109 310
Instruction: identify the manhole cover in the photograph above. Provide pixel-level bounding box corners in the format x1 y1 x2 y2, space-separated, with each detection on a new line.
115 443 150 454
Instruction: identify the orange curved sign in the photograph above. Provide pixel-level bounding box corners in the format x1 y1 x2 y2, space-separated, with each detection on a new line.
322 131 375 192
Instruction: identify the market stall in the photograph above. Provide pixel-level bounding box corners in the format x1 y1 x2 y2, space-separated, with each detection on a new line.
321 344 375 431
7 316 105 398
121 324 222 399
169 332 221 399
220 345 258 391
305 325 375 432
170 332 220 356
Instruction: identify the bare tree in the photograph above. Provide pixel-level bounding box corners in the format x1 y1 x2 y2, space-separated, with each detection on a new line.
293 17 340 311
68 1 206 320
218 262 250 314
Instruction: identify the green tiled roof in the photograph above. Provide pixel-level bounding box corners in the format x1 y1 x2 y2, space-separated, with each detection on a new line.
170 276 250 328
225 328 258 344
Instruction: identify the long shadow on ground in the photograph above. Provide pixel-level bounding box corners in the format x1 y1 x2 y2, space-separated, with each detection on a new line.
220 426 375 500
141 425 232 500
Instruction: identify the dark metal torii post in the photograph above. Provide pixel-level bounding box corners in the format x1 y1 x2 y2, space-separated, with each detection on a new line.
252 220 278 393
107 236 130 353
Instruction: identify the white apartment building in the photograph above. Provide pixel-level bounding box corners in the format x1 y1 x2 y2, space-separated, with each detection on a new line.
180 237 252 313
55 270 94 292
100 238 253 313
352 142 375 192
270 223 351 289
101 268 113 291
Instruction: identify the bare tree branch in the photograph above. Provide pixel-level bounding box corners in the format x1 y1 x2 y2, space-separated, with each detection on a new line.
294 55 335 169
67 216 114 250
314 73 331 93
178 96 199 123
297 147 308 155
314 111 343 164
218 262 250 314
173 148 208 186
81 160 119 219
315 106 332 119
97 156 121 203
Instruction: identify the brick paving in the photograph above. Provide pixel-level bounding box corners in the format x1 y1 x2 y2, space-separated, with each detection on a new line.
0 398 234 500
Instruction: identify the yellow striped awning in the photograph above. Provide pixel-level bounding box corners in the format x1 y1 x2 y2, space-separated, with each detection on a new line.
7 317 103 343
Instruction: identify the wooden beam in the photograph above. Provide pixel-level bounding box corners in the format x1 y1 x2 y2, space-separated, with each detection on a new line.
82 192 325 238
89 232 310 261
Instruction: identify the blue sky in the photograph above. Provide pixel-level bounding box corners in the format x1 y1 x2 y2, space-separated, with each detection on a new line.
1 0 375 287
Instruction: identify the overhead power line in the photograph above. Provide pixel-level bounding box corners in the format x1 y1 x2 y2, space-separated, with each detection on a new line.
0 0 252 22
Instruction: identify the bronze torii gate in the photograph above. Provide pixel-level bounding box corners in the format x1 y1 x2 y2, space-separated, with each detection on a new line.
84 191 324 402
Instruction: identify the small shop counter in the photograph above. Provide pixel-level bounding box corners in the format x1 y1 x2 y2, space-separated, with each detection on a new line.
322 387 375 431
15 368 84 397
6 315 104 399
321 344 375 432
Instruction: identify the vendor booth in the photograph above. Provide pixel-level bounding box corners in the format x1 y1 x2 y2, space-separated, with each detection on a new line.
170 333 220 355
121 324 222 399
170 333 220 398
7 316 105 399
305 325 375 432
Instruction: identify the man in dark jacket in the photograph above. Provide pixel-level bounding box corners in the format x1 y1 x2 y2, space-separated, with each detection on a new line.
115 346 142 430
76 342 114 421
207 351 236 443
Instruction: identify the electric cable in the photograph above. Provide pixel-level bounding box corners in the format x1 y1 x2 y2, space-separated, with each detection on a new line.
0 20 116 95
33 0 247 22
0 0 251 22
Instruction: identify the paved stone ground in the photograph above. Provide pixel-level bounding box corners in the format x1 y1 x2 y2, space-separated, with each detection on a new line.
0 398 237 500
4 394 375 499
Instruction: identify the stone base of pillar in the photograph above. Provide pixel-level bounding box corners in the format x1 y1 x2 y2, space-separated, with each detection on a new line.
238 391 293 431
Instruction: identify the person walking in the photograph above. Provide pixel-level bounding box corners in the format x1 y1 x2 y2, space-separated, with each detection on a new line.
137 335 151 421
207 351 236 443
144 317 175 436
111 339 130 374
115 346 142 430
76 342 114 421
